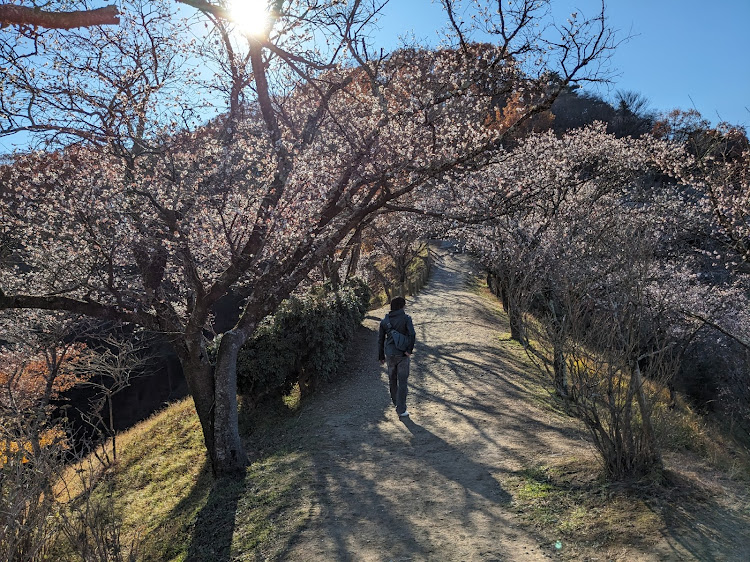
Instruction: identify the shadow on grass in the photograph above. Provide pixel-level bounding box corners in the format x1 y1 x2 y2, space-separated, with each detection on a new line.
653 471 750 561
138 458 246 562
185 471 247 562
506 462 750 561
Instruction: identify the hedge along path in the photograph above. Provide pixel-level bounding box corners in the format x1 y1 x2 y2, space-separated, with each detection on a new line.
260 242 569 561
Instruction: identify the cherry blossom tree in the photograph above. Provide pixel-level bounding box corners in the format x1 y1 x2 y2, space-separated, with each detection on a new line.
649 112 750 348
358 211 431 300
533 201 687 477
663 117 750 425
684 125 750 263
437 124 696 477
1 0 619 476
451 118 750 477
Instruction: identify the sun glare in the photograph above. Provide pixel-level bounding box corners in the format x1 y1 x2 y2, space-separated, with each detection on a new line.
228 0 271 37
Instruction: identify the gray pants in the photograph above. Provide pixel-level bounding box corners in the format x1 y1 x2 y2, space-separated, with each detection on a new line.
387 354 410 415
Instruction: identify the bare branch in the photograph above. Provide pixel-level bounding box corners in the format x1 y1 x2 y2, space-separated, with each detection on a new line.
441 0 468 52
680 309 750 351
0 4 119 29
0 289 157 330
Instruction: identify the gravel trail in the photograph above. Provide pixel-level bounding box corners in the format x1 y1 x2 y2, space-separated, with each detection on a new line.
269 242 595 561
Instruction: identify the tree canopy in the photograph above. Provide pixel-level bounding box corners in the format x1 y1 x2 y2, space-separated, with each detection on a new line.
2 0 621 476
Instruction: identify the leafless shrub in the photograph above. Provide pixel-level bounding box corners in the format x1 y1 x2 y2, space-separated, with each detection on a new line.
0 323 145 561
0 412 62 561
527 291 675 479
53 454 143 562
74 334 155 464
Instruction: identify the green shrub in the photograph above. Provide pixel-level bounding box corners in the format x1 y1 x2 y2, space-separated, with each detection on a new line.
236 279 370 402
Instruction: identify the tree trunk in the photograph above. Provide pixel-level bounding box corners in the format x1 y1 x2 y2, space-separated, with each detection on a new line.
633 362 662 470
180 334 247 477
108 394 116 461
548 299 569 398
553 346 568 398
320 256 341 290
397 269 406 298
507 298 525 344
213 330 247 474
344 231 362 282
487 272 495 294
493 273 510 313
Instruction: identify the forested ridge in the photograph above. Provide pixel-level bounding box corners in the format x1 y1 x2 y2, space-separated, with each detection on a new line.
1 1 749 560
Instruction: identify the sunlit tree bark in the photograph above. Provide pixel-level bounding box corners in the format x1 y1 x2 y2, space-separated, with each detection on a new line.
0 4 118 29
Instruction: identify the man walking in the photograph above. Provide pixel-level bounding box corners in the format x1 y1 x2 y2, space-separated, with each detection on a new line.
378 296 416 419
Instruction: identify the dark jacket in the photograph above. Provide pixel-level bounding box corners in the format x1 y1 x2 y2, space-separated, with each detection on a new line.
378 308 416 360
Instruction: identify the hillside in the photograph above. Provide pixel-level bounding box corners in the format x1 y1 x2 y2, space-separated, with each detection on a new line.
90 244 750 561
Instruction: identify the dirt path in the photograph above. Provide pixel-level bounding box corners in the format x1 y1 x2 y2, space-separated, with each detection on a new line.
272 243 590 561
263 242 749 562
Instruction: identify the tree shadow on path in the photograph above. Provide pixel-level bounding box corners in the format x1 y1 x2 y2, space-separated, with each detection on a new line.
400 416 512 505
276 410 519 561
272 245 554 560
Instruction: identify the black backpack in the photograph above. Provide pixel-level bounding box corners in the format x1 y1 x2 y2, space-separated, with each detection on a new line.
384 316 411 352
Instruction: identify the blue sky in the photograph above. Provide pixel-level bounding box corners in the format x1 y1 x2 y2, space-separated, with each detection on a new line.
374 0 750 128
1 0 747 155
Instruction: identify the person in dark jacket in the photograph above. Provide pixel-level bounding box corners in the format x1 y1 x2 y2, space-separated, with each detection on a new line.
378 296 416 418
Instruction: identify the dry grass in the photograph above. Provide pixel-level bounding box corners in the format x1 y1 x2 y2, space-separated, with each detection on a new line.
504 458 665 556
47 395 318 561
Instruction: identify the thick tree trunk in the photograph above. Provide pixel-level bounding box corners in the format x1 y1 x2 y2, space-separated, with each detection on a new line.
495 273 510 313
212 330 247 475
487 271 501 301
507 299 525 344
344 233 362 282
487 271 524 342
179 334 247 477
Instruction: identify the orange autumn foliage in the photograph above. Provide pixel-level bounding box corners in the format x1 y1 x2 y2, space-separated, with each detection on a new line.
0 426 66 467
0 343 88 467
484 90 555 137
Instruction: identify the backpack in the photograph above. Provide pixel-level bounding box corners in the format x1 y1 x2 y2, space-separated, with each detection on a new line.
384 316 411 352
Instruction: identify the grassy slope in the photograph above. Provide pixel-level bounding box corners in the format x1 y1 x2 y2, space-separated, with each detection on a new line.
78 282 750 561
95 394 319 561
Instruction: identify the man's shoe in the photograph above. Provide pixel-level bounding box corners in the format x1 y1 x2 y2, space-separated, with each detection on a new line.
399 410 410 418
